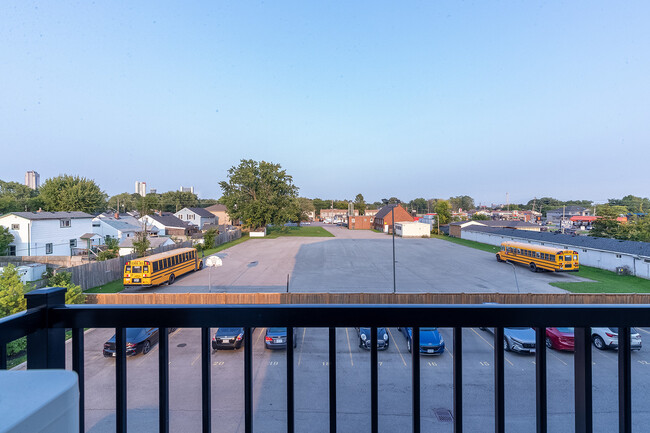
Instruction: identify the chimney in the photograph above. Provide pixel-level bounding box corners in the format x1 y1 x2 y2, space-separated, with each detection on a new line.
37 208 43 212
114 212 120 219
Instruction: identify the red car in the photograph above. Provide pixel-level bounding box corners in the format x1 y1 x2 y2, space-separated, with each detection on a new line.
545 327 574 351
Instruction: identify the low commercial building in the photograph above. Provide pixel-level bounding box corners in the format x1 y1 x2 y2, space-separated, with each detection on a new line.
395 221 430 238
348 215 374 230
449 220 541 238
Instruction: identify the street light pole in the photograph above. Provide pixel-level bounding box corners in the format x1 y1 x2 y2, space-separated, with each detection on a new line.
392 205 396 294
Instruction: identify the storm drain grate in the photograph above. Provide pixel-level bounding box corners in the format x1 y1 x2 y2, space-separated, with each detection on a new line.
434 408 453 423
177 343 187 348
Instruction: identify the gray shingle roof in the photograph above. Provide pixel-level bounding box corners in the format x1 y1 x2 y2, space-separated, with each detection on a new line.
547 206 587 214
374 204 399 220
463 226 650 257
205 204 227 212
146 214 190 229
4 211 93 220
184 207 215 218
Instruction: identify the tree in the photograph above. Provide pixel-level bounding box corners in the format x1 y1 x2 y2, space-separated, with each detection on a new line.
39 175 107 213
354 194 367 215
97 237 119 261
448 196 475 212
132 231 151 257
160 191 199 212
219 160 299 229
0 226 14 256
312 198 330 218
203 228 218 250
409 198 428 214
46 271 85 305
0 180 43 213
0 265 28 318
108 192 140 213
434 200 452 225
472 213 491 221
296 197 315 223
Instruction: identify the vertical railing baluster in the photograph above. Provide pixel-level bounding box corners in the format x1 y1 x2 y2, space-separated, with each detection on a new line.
371 327 378 433
412 326 420 433
159 327 169 433
116 327 127 433
0 342 7 370
574 327 593 433
618 326 631 433
244 327 253 433
494 327 505 433
201 327 211 433
329 327 337 433
535 328 547 433
453 327 463 433
287 327 295 433
72 328 85 433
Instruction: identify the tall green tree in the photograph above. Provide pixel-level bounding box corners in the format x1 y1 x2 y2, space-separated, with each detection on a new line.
219 159 299 229
0 227 14 256
160 191 199 212
354 194 367 215
312 198 330 218
409 198 428 214
0 180 43 213
434 200 452 225
0 265 27 318
132 231 151 257
448 196 475 212
39 175 107 213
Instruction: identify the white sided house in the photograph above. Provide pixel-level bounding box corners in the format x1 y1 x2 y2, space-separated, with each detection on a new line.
118 235 176 256
92 213 145 242
174 207 216 230
0 211 94 256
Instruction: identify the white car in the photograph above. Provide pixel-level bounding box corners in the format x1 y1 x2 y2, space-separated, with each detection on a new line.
591 327 642 351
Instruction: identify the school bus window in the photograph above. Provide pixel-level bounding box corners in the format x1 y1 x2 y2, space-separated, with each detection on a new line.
153 262 159 272
126 265 131 272
536 252 541 258
558 255 563 261
133 265 142 273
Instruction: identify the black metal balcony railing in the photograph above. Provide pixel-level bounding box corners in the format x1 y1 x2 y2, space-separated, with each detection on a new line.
0 286 645 433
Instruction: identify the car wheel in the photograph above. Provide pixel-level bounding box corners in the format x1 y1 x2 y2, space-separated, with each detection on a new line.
142 340 151 355
198 261 204 270
168 274 175 285
407 339 412 353
545 337 553 349
592 335 606 350
359 338 364 348
504 338 510 351
530 263 537 272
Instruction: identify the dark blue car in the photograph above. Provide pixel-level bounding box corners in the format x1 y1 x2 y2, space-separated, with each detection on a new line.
356 327 390 350
103 328 176 357
265 327 297 349
399 327 445 354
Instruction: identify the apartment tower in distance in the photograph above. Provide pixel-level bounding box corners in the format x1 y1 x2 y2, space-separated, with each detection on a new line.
25 171 40 190
179 186 194 194
135 181 147 197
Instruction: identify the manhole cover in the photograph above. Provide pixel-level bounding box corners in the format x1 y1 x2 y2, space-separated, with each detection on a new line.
433 408 453 422
177 343 187 348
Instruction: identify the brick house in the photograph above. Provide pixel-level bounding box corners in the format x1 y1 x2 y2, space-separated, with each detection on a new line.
372 205 413 233
348 215 375 230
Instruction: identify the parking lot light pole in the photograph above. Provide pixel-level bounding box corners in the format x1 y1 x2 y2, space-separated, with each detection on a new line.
392 205 396 294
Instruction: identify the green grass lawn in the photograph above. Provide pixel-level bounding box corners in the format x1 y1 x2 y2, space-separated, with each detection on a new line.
201 233 251 256
85 278 124 294
264 226 334 238
434 234 650 293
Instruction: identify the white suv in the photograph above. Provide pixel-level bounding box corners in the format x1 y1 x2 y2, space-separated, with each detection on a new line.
591 327 642 351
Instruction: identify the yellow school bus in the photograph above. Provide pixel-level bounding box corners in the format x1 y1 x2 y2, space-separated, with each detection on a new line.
496 241 579 272
123 247 203 288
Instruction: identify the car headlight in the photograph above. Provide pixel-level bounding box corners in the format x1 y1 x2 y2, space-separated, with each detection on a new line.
383 334 389 341
361 334 367 341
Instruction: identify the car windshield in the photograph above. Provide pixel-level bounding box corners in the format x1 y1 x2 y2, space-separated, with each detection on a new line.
556 327 574 333
268 328 287 333
507 327 530 330
217 328 242 335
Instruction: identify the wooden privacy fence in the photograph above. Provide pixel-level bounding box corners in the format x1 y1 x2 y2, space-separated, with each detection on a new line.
87 292 650 305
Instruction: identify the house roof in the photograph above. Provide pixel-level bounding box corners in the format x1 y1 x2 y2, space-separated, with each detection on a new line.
462 226 650 257
205 204 228 213
97 217 141 232
181 207 215 218
374 204 404 220
3 211 93 220
548 206 588 213
145 214 189 229
119 236 175 249
80 233 102 239
450 220 540 228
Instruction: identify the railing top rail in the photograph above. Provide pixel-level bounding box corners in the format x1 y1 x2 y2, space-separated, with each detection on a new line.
45 303 650 329
0 306 46 345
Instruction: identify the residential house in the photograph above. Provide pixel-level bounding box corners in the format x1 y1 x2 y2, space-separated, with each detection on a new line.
174 207 217 230
140 213 196 237
372 205 413 233
546 206 592 224
118 235 176 256
92 213 147 242
348 215 375 230
364 209 379 217
0 211 94 256
205 204 231 226
320 209 357 222
449 220 541 238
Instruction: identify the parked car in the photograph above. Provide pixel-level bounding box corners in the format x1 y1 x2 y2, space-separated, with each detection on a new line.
103 327 175 357
480 327 536 353
591 327 642 351
398 327 445 354
212 327 245 350
265 327 297 349
356 327 389 350
545 327 574 351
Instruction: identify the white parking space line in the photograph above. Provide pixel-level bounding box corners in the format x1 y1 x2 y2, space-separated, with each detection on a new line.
470 328 514 367
637 327 650 335
191 353 201 366
386 328 407 367
546 349 568 366
297 328 306 366
345 328 354 366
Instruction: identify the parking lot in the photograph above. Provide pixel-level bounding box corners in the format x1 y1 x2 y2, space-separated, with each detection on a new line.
132 224 586 294
65 326 650 433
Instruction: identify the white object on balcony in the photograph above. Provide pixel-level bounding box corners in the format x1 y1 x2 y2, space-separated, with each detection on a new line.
0 370 78 433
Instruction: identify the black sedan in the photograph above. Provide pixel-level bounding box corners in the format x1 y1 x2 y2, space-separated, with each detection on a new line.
356 327 389 350
212 327 245 350
265 327 297 349
103 328 175 357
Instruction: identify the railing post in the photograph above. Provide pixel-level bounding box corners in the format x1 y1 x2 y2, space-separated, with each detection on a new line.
25 287 66 369
453 327 462 433
618 326 631 433
574 327 593 433
535 328 547 433
494 327 505 433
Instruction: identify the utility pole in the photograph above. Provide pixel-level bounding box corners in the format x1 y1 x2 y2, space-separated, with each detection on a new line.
506 192 510 212
562 205 566 234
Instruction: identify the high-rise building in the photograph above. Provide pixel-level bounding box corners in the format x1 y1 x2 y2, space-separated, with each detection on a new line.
25 171 40 190
179 186 194 194
149 188 157 195
135 181 147 197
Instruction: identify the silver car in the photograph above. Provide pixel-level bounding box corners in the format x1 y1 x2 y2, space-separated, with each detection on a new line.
591 327 642 351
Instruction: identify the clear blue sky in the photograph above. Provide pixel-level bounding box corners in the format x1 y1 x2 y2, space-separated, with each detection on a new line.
1 1 649 206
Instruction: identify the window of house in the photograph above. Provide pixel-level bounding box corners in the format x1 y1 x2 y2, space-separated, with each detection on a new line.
11 224 19 230
92 222 100 227
583 249 587 253
60 219 71 228
46 243 53 254
9 245 16 256
616 254 622 259
70 239 77 248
